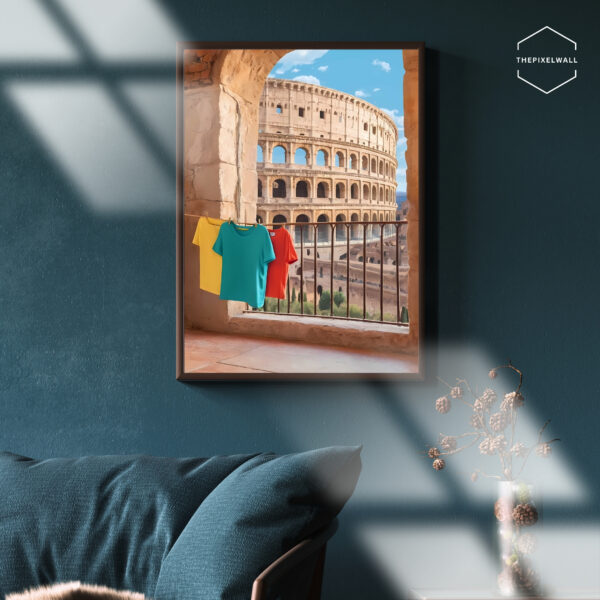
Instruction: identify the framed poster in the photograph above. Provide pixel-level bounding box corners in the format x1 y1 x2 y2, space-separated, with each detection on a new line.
176 42 424 380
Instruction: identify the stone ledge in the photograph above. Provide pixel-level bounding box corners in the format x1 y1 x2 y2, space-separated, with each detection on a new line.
228 311 414 354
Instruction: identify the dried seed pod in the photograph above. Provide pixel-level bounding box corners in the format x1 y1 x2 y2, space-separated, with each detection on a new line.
436 396 451 414
427 447 441 459
512 503 538 527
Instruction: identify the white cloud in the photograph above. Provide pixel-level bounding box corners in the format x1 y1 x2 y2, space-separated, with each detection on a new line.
373 59 391 72
397 137 407 150
275 68 285 75
382 108 404 130
355 89 369 98
373 87 381 92
291 68 299 73
317 65 328 72
293 75 320 85
273 49 329 73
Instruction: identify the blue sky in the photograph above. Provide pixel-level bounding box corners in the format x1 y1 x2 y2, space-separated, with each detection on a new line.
268 49 406 192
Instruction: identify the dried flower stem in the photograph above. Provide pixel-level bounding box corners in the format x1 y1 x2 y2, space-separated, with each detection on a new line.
439 433 482 456
492 360 523 393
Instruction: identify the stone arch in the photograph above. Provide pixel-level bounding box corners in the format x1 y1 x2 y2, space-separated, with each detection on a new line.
257 211 267 224
317 181 329 198
350 183 358 200
371 158 376 172
361 155 368 170
379 159 384 174
335 151 345 168
363 184 370 200
379 186 384 202
349 154 357 169
272 178 286 198
317 213 330 242
272 214 287 229
371 185 377 201
295 180 309 198
295 213 311 243
294 147 308 165
335 213 346 241
316 149 328 167
257 178 263 197
257 144 264 163
335 182 345 199
272 145 286 164
385 163 388 177
350 212 360 239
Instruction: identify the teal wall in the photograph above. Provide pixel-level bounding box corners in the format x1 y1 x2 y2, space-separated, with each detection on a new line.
1 1 598 597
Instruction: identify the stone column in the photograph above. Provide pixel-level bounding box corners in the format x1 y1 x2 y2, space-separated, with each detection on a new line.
403 48 421 351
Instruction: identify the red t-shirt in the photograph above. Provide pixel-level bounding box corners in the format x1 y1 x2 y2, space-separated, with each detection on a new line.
265 228 298 299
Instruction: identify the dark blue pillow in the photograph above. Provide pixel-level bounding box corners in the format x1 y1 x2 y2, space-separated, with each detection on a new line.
0 451 258 598
154 446 362 600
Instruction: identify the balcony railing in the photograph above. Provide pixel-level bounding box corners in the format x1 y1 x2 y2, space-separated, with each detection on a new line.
246 220 409 326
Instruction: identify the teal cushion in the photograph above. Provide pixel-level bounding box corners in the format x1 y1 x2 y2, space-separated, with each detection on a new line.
154 446 362 600
0 451 258 598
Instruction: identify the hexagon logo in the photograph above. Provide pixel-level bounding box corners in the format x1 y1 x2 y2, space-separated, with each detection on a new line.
516 26 577 94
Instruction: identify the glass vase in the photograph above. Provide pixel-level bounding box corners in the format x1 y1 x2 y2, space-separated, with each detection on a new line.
495 481 542 597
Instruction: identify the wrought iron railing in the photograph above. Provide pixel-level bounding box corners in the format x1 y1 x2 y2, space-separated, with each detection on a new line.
245 220 409 326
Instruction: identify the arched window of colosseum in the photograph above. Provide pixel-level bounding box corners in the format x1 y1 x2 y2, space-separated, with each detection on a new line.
363 122 368 131
385 163 388 176
257 179 263 197
298 107 304 117
295 180 309 198
257 145 264 163
295 214 310 243
379 188 384 202
335 152 345 168
361 156 368 170
349 154 357 169
335 214 346 241
319 110 325 119
363 213 369 222
372 126 376 135
379 160 383 174
316 150 328 167
294 148 308 165
371 158 376 172
363 184 369 200
351 183 358 199
276 104 282 114
273 214 287 229
272 145 286 164
317 214 329 243
335 183 345 199
350 213 360 239
317 182 328 198
371 185 377 200
272 179 286 198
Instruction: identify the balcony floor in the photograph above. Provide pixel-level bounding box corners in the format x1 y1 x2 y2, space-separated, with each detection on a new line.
184 329 418 374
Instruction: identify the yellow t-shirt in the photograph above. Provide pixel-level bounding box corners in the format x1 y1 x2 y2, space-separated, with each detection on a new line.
192 216 225 295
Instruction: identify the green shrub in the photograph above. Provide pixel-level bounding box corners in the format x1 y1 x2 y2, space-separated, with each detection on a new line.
318 290 331 311
333 291 345 307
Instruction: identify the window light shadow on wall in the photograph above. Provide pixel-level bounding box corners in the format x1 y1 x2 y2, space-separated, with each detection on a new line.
0 0 182 214
267 343 598 597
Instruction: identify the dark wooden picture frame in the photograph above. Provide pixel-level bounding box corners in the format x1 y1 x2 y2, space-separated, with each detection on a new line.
176 42 424 381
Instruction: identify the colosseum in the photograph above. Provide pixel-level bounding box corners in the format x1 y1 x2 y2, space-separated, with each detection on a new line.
256 77 399 240
254 77 408 320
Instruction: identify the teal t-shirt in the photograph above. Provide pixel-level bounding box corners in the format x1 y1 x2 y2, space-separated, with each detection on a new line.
212 222 276 308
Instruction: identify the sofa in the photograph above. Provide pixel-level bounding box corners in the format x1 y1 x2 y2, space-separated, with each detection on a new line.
0 447 361 600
